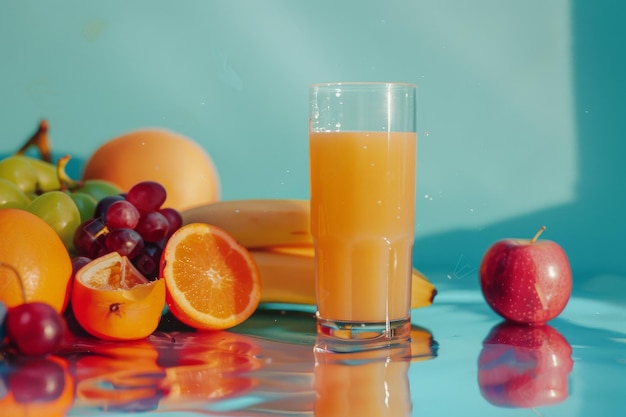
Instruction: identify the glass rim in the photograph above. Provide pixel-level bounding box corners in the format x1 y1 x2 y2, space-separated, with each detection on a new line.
310 81 416 89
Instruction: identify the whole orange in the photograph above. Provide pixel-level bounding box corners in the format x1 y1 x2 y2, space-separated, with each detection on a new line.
0 208 72 313
82 128 221 211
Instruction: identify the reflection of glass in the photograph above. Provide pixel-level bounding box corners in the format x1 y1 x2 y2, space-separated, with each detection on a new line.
477 321 573 408
314 340 412 417
309 82 417 350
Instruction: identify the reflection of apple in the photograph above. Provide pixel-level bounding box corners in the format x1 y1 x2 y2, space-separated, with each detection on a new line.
8 358 66 403
478 321 573 408
479 226 572 324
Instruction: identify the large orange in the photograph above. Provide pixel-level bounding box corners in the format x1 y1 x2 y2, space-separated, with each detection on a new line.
82 128 220 211
0 208 72 313
71 251 166 341
161 223 261 330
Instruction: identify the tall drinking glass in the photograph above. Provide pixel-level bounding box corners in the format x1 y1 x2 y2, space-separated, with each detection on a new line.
309 82 417 351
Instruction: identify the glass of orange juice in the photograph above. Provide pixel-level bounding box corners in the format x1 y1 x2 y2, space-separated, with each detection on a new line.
309 82 417 351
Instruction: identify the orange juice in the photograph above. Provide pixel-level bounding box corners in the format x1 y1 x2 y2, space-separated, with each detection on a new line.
309 130 416 323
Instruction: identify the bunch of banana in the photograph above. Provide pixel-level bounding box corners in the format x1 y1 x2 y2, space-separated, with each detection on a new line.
181 199 436 309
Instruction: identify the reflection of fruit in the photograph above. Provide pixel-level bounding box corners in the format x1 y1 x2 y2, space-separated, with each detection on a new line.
181 199 312 248
162 364 256 405
0 355 74 417
5 301 66 356
71 252 165 340
478 321 573 408
72 338 163 411
409 325 439 362
479 227 572 324
0 209 72 313
250 248 436 309
82 128 220 211
161 223 261 330
158 331 260 405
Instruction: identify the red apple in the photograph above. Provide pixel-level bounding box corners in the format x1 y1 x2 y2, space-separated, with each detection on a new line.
477 321 573 408
479 226 572 324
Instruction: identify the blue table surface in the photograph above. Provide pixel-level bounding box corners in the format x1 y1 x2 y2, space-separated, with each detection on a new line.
2 270 624 417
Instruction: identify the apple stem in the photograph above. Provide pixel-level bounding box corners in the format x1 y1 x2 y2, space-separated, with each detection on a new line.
0 261 27 304
530 226 547 244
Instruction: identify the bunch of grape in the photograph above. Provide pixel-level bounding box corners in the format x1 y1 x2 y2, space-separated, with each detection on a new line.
73 181 182 280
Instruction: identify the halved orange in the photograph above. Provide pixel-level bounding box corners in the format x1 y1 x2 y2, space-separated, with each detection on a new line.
72 252 166 341
160 223 261 330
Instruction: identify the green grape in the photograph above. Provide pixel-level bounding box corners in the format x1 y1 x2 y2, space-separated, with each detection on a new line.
68 191 97 223
26 190 81 250
0 178 30 209
0 155 60 194
75 180 122 202
23 155 61 192
0 156 39 193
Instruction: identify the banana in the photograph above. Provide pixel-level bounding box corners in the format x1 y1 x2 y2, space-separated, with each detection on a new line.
181 199 437 308
251 247 436 309
181 199 312 248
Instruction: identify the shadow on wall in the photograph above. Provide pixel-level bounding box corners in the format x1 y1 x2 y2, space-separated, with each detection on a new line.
413 0 626 281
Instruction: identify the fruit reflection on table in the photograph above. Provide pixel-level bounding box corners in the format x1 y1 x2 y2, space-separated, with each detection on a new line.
68 330 262 412
477 321 573 408
0 354 74 417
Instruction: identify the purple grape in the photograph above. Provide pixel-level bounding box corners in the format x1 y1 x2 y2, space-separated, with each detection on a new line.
106 199 140 229
105 228 144 259
159 207 182 237
126 181 167 213
71 256 92 279
135 212 169 242
132 242 163 280
73 218 108 258
6 302 65 356
94 195 126 219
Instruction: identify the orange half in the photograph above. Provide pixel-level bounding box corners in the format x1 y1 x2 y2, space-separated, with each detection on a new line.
72 252 166 341
160 223 261 330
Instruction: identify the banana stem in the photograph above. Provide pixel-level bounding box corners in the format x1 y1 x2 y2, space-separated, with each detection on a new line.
15 119 52 163
57 154 82 192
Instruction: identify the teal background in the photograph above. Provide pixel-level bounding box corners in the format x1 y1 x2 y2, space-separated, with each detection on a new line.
1 2 625 416
1 0 624 281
